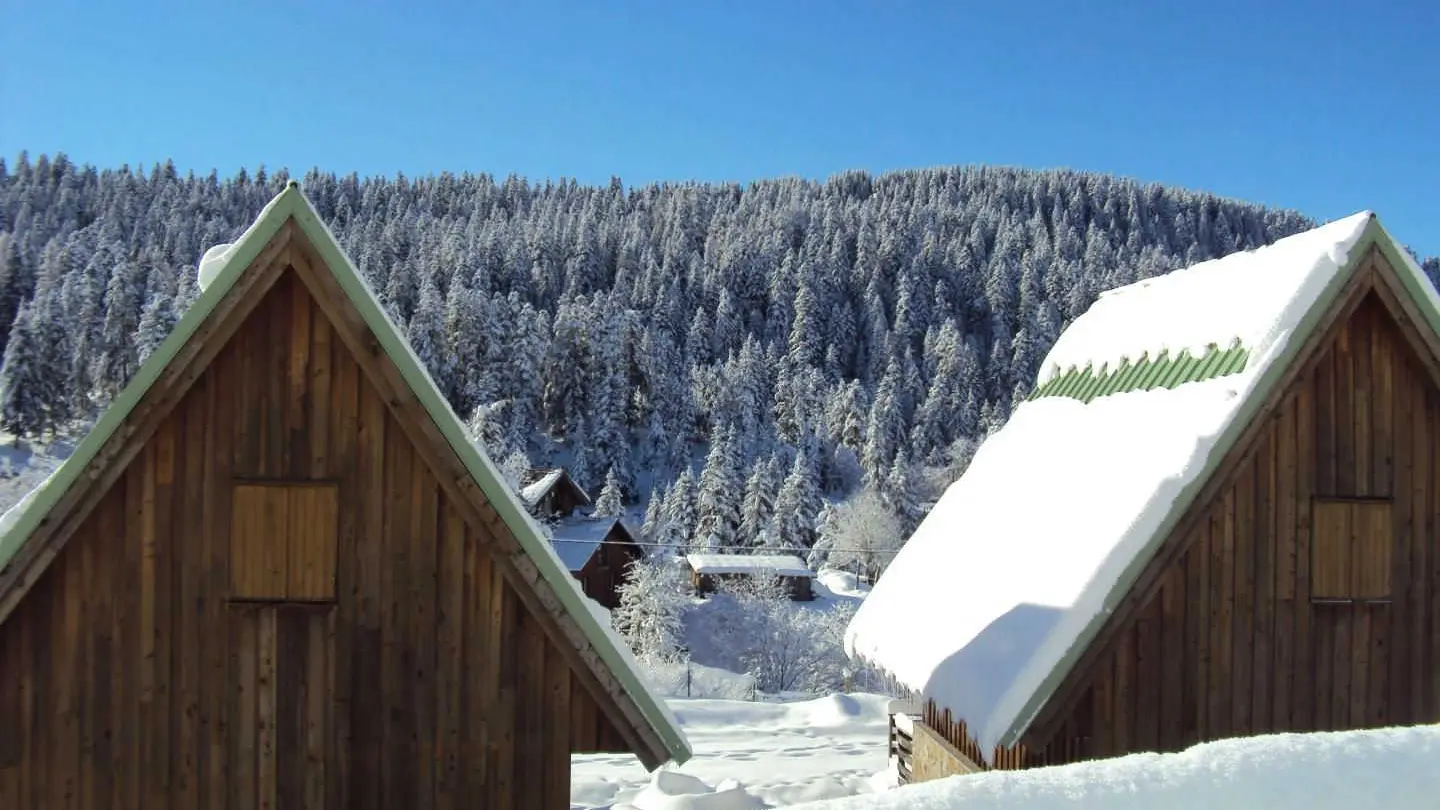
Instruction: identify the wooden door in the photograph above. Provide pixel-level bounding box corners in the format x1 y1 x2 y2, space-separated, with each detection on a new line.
228 602 333 809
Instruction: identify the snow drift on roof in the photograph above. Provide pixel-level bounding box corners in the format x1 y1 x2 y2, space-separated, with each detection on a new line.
845 212 1385 757
520 468 564 506
687 554 813 578
1038 212 1373 383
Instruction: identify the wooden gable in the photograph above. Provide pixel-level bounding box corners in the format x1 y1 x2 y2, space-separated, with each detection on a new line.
1014 245 1440 768
0 218 665 809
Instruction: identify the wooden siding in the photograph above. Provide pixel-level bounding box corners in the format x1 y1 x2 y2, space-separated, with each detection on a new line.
1019 283 1440 767
572 531 642 610
0 269 631 809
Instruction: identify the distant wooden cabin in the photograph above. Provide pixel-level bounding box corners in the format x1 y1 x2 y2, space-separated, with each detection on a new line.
687 554 816 601
521 467 592 521
0 183 689 809
551 518 643 610
846 212 1440 784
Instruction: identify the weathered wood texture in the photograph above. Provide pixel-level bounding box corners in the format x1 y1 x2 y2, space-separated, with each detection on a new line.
1021 281 1440 766
0 269 630 809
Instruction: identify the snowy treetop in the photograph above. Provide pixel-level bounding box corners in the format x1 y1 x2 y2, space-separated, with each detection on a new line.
686 553 813 577
845 211 1436 759
1039 211 1373 384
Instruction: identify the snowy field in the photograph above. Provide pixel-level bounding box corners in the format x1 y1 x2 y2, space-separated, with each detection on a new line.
571 693 894 809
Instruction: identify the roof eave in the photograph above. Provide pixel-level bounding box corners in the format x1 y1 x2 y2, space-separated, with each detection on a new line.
993 214 1413 751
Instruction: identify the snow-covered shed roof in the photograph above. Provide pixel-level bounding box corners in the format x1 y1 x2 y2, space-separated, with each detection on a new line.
687 554 814 578
844 211 1440 759
0 182 691 768
549 516 637 572
520 466 591 510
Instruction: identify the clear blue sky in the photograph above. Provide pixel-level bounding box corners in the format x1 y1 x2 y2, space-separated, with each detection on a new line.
3 0 1437 256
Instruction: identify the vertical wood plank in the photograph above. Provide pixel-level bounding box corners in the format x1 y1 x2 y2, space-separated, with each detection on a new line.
1231 461 1254 735
1314 346 1336 496
517 610 547 805
380 419 412 809
145 419 175 806
267 275 291 478
1273 392 1297 730
1293 379 1316 729
201 369 229 810
1206 504 1226 737
1112 629 1135 754
544 644 572 810
304 609 330 810
231 606 258 810
411 468 438 810
1352 306 1371 495
351 381 385 810
435 505 465 810
1134 597 1160 751
1335 325 1357 495
1412 382 1433 717
309 302 333 479
327 337 358 810
285 485 339 601
258 607 279 810
175 397 201 809
1252 430 1275 735
1159 564 1185 749
1217 491 1236 738
289 272 314 477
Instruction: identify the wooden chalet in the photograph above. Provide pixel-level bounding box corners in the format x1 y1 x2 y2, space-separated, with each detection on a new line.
686 554 816 601
0 183 689 809
550 517 643 610
521 466 592 521
846 212 1440 783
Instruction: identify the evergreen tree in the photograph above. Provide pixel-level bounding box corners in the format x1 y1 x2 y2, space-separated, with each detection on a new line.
0 303 51 439
594 465 625 518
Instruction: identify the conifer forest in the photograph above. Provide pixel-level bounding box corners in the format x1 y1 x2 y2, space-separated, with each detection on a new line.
3 153 1434 558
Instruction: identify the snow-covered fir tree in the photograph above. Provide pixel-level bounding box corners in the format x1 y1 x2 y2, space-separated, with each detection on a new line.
594 465 625 518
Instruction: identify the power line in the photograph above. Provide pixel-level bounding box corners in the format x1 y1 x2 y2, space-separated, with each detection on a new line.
546 536 895 556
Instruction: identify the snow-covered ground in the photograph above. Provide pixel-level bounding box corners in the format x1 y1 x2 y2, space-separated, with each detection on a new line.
785 723 1440 810
571 693 894 809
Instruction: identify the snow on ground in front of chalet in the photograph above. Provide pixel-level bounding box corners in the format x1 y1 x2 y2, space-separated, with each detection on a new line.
570 693 894 809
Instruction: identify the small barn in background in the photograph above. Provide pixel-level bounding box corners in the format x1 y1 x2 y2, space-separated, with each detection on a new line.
687 554 816 601
846 211 1440 784
550 517 643 610
521 467 592 521
0 183 689 809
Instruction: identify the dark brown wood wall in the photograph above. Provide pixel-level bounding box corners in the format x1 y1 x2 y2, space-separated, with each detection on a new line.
1024 287 1440 766
0 269 631 810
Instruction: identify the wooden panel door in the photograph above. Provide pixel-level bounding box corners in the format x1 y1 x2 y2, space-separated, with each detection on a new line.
228 603 334 809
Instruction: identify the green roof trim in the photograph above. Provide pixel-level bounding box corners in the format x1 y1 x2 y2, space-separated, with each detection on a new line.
996 213 1440 750
0 183 692 767
1030 340 1251 404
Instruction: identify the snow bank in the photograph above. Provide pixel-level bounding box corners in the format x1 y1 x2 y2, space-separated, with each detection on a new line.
572 693 894 809
617 770 766 810
845 213 1385 756
782 724 1440 810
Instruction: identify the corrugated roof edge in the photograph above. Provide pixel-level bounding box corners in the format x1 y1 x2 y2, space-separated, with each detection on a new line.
0 181 692 767
992 213 1440 751
287 185 692 766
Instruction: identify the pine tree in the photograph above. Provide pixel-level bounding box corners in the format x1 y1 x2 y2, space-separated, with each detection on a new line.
769 448 821 552
0 303 51 439
693 425 742 552
594 465 625 518
738 453 781 547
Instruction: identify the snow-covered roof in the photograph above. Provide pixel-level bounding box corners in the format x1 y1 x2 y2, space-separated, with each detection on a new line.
687 554 814 578
845 211 1440 759
0 182 691 769
549 517 636 571
521 468 565 505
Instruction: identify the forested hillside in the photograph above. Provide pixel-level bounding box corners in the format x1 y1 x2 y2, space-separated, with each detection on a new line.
3 153 1433 558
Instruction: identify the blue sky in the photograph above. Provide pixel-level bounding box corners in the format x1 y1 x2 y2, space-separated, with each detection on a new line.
3 0 1437 256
